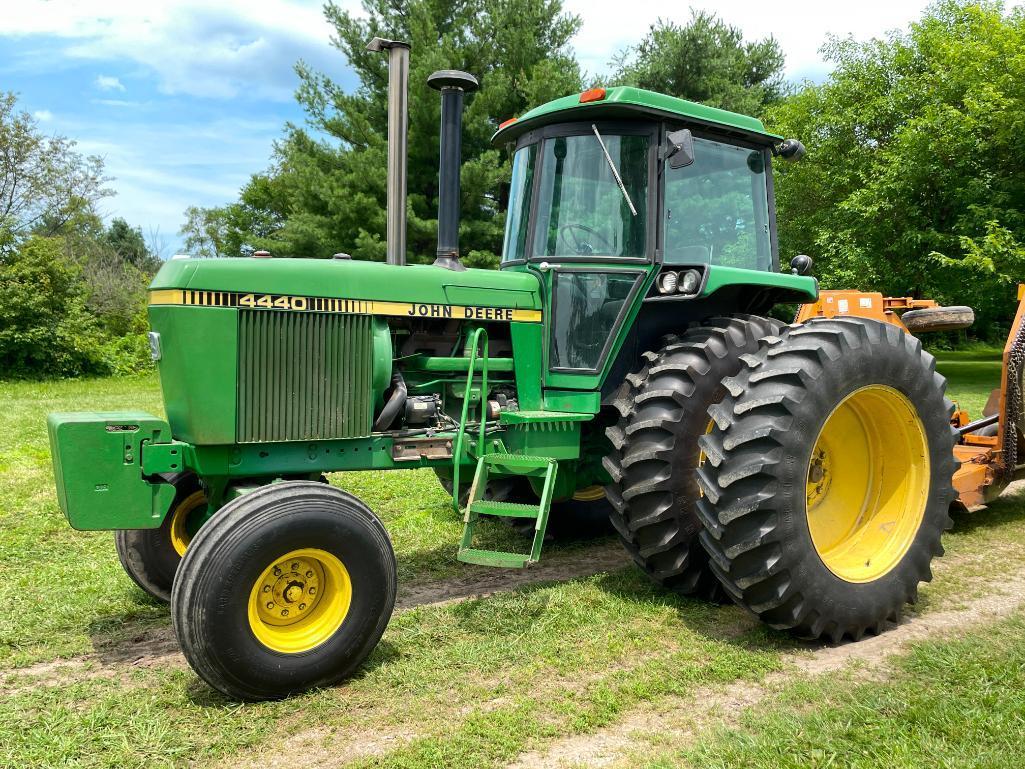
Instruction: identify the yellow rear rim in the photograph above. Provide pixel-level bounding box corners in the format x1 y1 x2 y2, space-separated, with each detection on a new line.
697 418 715 497
806 385 929 583
169 490 206 557
247 548 352 653
572 485 606 502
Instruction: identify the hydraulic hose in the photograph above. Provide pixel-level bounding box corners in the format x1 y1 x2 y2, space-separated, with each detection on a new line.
373 370 408 432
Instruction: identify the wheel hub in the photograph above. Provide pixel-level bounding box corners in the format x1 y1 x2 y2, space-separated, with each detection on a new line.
257 557 322 626
806 446 832 509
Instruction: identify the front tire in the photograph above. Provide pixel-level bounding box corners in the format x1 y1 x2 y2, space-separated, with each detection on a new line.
697 318 957 641
171 481 396 700
603 315 782 597
114 474 206 602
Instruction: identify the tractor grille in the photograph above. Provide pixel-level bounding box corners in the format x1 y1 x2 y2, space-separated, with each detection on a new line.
237 310 374 443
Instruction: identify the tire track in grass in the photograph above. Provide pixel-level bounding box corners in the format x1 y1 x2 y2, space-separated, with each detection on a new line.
505 566 1025 769
0 541 630 691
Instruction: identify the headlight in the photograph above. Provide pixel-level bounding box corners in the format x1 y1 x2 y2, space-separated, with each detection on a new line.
679 269 701 295
657 271 678 294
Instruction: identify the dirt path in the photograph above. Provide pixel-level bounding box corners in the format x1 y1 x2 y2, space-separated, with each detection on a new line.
0 541 630 692
504 568 1025 769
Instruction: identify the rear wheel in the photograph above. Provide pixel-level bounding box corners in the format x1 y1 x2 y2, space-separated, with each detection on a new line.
697 318 957 641
603 315 782 597
171 481 395 700
114 474 206 602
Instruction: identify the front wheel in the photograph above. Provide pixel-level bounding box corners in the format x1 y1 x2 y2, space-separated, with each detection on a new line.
697 318 957 641
171 481 396 701
114 474 207 602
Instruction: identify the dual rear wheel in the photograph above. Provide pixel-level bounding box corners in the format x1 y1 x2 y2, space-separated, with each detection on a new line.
609 315 957 641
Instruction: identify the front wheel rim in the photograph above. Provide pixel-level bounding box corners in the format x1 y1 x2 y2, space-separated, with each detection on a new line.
806 385 930 584
247 548 352 653
169 491 206 557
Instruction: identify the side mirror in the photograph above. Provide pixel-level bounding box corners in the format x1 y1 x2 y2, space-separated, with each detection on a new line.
777 138 806 162
666 129 695 169
790 254 813 275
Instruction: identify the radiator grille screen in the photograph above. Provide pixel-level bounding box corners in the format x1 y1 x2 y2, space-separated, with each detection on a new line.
237 310 374 442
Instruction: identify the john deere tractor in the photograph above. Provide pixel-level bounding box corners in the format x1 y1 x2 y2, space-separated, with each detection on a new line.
48 39 961 700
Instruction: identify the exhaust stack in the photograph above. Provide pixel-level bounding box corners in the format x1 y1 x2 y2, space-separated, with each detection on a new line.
428 70 478 271
367 37 410 266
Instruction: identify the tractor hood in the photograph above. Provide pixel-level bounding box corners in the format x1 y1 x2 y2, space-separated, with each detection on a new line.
150 257 543 321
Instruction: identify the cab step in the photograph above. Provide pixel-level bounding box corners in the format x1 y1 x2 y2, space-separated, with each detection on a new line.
457 453 558 568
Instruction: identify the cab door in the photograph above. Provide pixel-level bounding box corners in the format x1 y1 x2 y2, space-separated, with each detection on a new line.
524 123 657 398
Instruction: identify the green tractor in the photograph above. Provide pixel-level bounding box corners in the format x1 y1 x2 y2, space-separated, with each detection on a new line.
48 40 957 700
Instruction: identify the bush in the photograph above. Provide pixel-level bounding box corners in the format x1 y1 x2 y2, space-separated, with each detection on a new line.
0 236 110 378
98 333 153 376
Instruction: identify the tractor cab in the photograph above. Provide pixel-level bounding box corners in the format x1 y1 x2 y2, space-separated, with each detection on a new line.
491 86 807 391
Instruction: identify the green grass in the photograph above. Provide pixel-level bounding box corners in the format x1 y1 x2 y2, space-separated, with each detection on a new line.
1 348 1023 768
667 610 1025 769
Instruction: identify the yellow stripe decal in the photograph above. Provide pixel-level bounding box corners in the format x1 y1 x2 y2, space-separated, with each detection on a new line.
149 290 542 323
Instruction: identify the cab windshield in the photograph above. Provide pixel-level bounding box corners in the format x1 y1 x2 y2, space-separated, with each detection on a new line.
502 131 650 261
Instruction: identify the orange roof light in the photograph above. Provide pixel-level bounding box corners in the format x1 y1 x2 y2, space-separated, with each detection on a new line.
579 87 606 103
498 117 517 129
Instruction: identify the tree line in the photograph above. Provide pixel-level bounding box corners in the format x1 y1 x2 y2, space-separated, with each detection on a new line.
4 0 1024 378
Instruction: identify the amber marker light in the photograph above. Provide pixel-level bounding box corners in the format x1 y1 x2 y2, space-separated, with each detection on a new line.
579 88 606 103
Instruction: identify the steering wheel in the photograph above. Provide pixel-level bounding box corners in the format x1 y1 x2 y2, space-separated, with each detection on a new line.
559 224 615 256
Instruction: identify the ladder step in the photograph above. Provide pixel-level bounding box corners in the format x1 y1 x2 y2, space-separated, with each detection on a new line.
457 547 534 568
469 500 541 519
481 453 554 469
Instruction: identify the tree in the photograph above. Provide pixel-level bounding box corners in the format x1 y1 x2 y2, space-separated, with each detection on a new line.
0 93 112 250
188 0 583 265
105 217 160 273
612 11 786 116
0 236 106 377
768 0 1025 338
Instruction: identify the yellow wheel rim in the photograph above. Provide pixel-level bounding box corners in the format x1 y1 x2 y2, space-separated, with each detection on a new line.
247 548 352 653
806 385 929 583
697 418 715 497
572 485 606 502
169 490 206 557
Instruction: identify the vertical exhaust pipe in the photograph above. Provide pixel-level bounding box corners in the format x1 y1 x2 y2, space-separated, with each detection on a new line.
367 37 410 266
428 70 478 271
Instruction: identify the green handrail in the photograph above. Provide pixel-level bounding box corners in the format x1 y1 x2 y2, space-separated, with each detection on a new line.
451 327 488 513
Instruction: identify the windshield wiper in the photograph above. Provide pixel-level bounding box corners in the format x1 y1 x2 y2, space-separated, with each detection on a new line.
591 124 638 217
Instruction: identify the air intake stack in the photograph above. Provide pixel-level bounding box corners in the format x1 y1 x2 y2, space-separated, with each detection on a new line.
428 70 478 271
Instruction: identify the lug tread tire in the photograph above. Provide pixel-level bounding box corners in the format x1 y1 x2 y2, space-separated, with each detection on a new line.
696 317 958 641
171 481 396 701
604 315 783 598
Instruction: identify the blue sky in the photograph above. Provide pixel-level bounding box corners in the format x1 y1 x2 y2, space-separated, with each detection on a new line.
0 0 961 255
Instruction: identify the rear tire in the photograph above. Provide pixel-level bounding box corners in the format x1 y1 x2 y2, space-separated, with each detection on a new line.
171 481 396 701
603 315 782 597
697 318 957 641
114 474 206 603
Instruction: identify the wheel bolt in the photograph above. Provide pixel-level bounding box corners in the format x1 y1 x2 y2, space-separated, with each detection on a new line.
291 562 299 570
305 570 313 578
299 603 306 610
273 567 281 576
266 602 274 609
263 585 271 593
281 609 288 616
309 587 316 595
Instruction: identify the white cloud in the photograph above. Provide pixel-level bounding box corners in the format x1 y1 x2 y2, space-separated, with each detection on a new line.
563 0 991 82
33 109 53 121
1 0 361 101
95 74 125 92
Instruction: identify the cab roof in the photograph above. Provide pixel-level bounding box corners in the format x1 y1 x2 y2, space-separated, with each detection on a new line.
491 86 782 146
